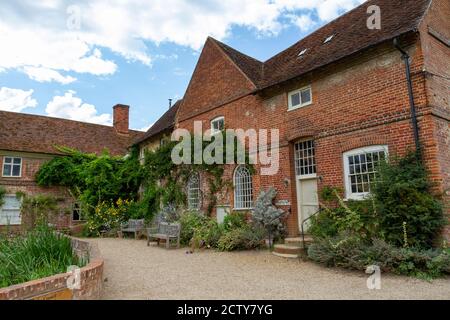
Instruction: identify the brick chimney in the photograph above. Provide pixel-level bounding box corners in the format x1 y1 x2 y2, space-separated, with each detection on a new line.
113 104 129 134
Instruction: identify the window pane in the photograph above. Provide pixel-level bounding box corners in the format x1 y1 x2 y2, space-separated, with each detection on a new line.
290 93 300 107
12 165 21 177
294 140 316 176
3 164 11 176
4 157 12 164
13 158 21 165
301 88 311 104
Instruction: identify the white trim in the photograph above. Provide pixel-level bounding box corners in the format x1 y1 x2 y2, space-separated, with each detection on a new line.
2 156 22 178
288 86 312 111
210 116 225 135
233 165 253 210
343 145 389 200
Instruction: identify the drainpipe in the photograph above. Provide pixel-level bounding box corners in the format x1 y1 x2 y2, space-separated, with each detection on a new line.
393 37 421 155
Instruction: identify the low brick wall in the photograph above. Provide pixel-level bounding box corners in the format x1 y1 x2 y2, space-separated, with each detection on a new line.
0 236 104 300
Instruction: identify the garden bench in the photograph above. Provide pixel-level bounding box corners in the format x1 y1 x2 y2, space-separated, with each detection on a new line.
147 222 181 249
118 219 145 239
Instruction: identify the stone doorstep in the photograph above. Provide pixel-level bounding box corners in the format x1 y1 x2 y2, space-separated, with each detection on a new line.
285 236 313 244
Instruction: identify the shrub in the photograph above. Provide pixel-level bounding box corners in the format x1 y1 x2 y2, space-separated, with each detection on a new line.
308 237 450 279
179 211 208 245
372 151 445 248
192 219 223 248
85 198 132 236
217 226 265 252
222 211 247 232
0 224 85 288
252 187 287 246
0 186 6 207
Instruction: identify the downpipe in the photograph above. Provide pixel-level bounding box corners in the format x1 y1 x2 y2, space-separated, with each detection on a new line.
393 37 421 156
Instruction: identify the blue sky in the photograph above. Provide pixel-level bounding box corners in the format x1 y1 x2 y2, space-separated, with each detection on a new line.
0 0 364 132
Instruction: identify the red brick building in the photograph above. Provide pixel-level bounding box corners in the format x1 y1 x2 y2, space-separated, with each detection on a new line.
139 0 449 239
0 105 142 232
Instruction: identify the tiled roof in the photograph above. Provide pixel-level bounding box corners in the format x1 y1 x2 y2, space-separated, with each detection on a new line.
211 38 264 86
212 0 432 89
0 110 143 156
134 100 181 145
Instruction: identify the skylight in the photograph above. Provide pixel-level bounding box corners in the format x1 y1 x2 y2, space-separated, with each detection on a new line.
324 34 335 44
298 49 308 57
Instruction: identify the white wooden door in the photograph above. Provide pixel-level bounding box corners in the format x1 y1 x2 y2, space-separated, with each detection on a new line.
296 178 319 232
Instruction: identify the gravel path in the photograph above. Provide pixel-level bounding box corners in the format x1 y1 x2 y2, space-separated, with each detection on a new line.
90 238 450 300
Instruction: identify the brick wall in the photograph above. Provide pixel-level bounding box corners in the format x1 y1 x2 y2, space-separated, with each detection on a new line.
0 152 74 231
176 32 450 237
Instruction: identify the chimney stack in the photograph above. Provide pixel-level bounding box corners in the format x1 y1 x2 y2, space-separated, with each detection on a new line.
169 99 173 109
113 104 129 134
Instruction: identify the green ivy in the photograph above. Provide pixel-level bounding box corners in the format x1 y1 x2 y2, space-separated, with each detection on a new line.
0 186 6 207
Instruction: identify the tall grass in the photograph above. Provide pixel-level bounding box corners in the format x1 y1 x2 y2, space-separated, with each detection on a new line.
0 225 86 288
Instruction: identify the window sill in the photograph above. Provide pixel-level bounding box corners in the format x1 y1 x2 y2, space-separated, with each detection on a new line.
287 102 313 112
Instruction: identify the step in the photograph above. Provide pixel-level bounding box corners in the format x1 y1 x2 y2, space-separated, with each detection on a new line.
272 251 300 259
285 236 313 244
272 244 305 256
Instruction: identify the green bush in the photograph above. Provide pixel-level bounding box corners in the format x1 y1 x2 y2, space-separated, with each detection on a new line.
0 186 6 207
179 211 208 245
0 225 85 288
222 211 247 232
192 219 223 248
308 237 450 279
372 152 445 248
217 226 265 251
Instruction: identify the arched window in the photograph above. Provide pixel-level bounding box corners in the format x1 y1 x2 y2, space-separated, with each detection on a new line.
234 165 253 209
187 172 201 210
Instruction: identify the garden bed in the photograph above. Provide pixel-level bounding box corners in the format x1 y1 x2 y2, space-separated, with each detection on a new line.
0 229 103 300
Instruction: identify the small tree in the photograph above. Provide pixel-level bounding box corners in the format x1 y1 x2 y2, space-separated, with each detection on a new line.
252 187 287 248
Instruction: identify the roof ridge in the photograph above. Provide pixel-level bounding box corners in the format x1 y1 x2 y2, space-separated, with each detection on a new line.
209 37 263 64
0 109 142 133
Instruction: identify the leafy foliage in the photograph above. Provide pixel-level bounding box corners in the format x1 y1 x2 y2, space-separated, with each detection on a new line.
252 187 287 246
308 236 450 280
217 225 265 252
0 224 85 288
372 152 445 248
19 194 60 230
0 186 5 207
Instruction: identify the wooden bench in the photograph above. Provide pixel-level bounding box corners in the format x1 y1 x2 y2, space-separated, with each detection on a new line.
147 222 181 249
118 219 145 239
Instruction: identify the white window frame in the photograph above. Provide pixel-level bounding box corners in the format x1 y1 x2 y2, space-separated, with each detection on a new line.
294 139 317 179
2 156 22 178
0 194 22 225
187 172 201 210
211 116 225 135
288 86 312 111
233 165 253 210
343 145 389 200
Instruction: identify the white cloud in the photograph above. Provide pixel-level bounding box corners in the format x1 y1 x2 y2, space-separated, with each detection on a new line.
288 14 317 32
45 90 112 125
23 66 76 84
0 0 365 83
0 87 38 112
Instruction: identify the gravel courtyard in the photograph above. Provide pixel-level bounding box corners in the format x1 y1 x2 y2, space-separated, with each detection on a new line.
91 238 450 300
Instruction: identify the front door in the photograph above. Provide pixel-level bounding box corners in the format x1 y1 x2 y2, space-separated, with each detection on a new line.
296 178 319 232
293 139 319 233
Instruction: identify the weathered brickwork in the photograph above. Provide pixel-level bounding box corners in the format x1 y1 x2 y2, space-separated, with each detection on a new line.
176 23 449 239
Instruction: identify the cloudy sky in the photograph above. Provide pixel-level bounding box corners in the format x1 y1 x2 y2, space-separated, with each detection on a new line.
0 0 365 131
